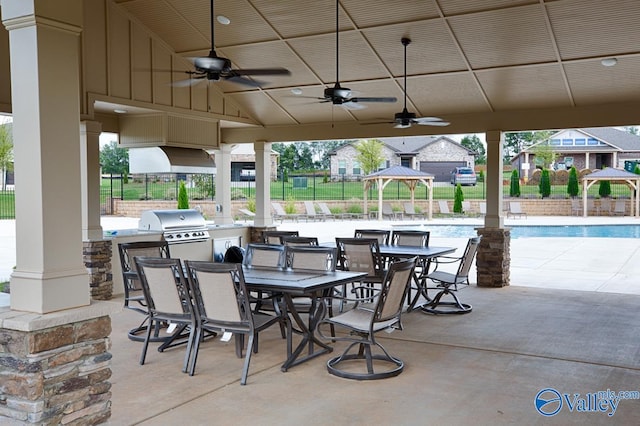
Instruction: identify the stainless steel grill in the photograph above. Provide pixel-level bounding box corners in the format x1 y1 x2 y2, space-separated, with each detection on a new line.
138 209 209 244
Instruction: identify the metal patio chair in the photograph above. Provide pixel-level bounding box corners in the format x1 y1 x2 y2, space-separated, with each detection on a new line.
319 257 417 380
421 236 481 315
184 261 287 384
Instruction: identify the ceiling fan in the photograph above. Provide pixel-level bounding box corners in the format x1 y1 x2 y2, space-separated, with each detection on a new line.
390 38 449 128
314 0 397 108
174 0 290 87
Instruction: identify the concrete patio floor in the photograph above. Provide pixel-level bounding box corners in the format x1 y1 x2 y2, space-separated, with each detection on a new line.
101 215 640 425
2 215 640 424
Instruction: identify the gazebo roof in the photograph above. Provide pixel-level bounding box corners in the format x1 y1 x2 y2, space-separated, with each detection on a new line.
364 165 434 180
583 168 640 180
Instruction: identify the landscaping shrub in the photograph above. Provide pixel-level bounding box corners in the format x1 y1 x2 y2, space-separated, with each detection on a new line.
539 169 551 198
453 184 464 213
509 169 521 197
177 181 189 209
567 166 579 197
599 180 611 198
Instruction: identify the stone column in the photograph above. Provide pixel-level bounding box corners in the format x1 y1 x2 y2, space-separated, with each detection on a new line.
0 304 118 424
3 0 89 313
83 240 113 300
254 141 274 227
477 131 510 287
476 227 510 287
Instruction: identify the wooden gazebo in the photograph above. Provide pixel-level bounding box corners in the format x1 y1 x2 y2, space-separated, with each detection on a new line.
581 168 640 217
363 166 435 220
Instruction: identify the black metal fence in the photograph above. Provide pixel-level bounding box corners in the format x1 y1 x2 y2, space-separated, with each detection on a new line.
0 172 633 219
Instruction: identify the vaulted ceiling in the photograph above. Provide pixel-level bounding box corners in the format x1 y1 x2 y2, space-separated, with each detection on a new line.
111 0 640 142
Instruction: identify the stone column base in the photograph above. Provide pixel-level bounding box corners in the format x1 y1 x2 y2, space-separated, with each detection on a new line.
83 239 113 300
475 227 510 287
0 302 119 424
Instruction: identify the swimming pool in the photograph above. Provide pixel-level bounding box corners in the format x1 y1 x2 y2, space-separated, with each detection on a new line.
396 224 640 239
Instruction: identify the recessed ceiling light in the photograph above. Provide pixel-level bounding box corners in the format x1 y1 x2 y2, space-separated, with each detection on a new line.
601 58 617 67
291 88 303 95
216 15 230 25
113 109 127 114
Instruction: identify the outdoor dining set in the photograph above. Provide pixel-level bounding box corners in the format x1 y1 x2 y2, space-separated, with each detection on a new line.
117 229 481 385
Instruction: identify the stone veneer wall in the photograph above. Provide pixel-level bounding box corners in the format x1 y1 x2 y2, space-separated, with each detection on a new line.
475 227 510 287
0 315 113 424
112 198 632 219
83 240 112 301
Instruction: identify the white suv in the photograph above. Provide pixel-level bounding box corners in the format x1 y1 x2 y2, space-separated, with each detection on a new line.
450 167 477 186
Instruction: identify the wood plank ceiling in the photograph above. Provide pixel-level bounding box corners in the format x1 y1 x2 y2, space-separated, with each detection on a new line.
111 0 640 141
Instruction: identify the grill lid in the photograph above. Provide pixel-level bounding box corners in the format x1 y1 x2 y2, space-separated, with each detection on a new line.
138 209 209 243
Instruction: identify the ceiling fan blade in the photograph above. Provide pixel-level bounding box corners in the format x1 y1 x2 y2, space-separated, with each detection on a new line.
351 97 398 103
415 117 450 126
171 76 206 87
232 68 291 76
341 101 367 110
224 75 265 87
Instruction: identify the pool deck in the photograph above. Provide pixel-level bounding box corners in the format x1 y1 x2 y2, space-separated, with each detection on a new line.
1 215 639 308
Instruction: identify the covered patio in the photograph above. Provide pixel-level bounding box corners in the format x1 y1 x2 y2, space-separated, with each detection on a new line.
3 0 640 423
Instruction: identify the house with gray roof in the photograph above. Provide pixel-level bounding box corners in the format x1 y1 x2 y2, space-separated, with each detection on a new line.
329 136 477 182
514 128 640 180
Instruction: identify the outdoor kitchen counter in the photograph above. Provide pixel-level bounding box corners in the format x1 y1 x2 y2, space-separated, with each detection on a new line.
105 224 251 297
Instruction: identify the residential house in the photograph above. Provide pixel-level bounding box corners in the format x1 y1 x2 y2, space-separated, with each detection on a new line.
329 136 476 182
513 128 640 180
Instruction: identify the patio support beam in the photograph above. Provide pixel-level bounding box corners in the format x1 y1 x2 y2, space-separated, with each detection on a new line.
254 140 273 226
484 131 505 229
213 143 233 225
3 0 89 313
80 120 103 240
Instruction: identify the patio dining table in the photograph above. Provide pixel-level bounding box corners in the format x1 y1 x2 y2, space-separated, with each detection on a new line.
242 266 367 371
377 244 457 310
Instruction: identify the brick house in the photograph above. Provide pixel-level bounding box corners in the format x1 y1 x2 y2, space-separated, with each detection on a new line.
329 136 476 182
513 128 640 180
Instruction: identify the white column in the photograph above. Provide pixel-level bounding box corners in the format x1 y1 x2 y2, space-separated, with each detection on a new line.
3 0 89 313
213 143 233 225
80 121 103 240
254 141 273 227
484 130 504 228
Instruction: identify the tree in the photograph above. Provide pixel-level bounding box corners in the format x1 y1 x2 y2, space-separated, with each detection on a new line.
177 180 189 209
460 135 486 164
100 141 129 177
634 164 640 175
598 180 611 198
504 131 554 164
355 139 385 175
0 124 13 191
567 166 579 197
539 169 551 198
453 184 464 213
531 142 556 169
509 169 521 197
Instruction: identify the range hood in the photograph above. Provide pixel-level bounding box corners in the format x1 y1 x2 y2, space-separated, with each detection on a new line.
129 146 215 174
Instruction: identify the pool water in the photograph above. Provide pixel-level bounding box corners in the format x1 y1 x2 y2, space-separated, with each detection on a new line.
397 225 640 239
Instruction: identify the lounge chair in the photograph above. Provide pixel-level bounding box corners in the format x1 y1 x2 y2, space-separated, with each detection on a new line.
570 199 581 216
303 201 326 221
317 202 350 220
600 198 612 215
403 202 425 220
238 208 255 222
271 202 300 222
507 201 527 219
382 203 403 220
613 200 626 216
479 202 486 216
438 200 452 216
